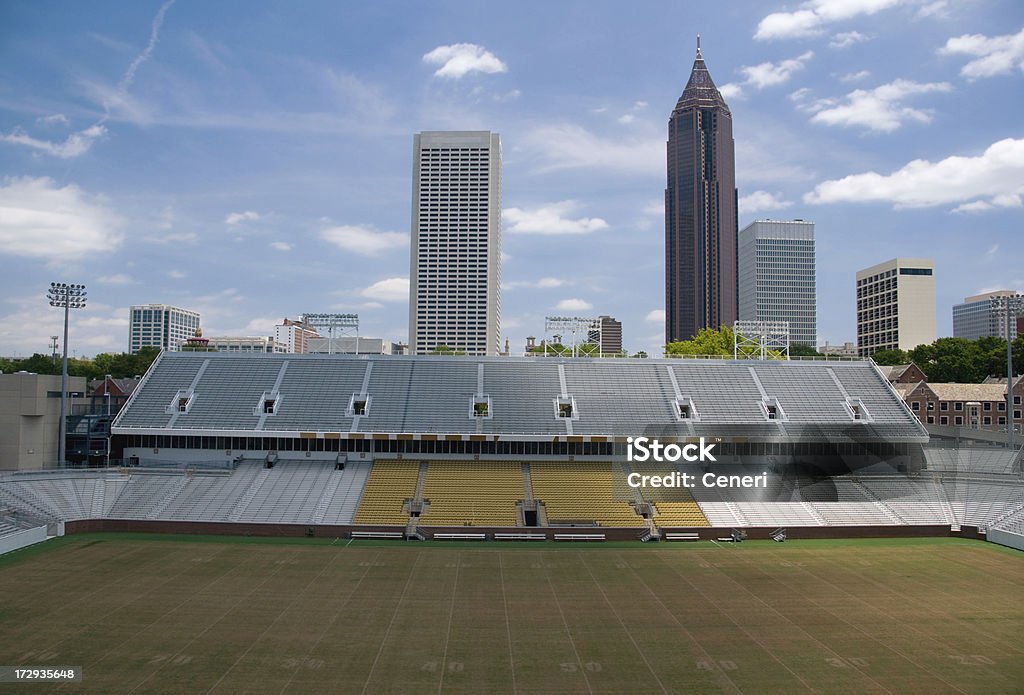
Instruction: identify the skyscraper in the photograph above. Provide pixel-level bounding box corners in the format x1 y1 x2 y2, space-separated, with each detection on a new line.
738 219 817 347
128 304 201 353
409 131 502 356
665 38 738 343
953 291 1024 341
855 258 935 357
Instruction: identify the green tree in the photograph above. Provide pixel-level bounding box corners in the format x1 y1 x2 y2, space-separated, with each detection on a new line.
789 343 823 358
664 325 735 357
909 337 985 383
870 348 909 366
429 344 466 356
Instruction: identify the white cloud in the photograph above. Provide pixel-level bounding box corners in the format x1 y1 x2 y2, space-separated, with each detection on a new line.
360 277 409 303
97 274 135 285
244 317 279 334
804 137 1024 209
951 194 1022 214
503 200 609 235
423 43 508 79
740 51 814 89
0 176 123 259
504 277 567 290
617 101 649 124
521 124 662 174
0 1 175 160
555 298 593 312
720 52 814 101
840 70 871 83
0 124 107 159
986 244 1000 258
168 269 187 279
755 0 905 40
35 114 70 126
321 224 408 256
830 31 870 49
642 202 665 218
799 79 951 132
739 190 794 214
645 309 666 324
225 210 260 225
269 241 293 251
939 28 1024 79
719 83 745 100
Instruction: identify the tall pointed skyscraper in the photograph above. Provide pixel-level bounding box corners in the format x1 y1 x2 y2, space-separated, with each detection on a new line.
665 38 738 343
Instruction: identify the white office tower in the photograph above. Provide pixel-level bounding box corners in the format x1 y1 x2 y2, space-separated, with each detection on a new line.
953 291 1024 340
856 258 935 357
409 131 502 355
738 220 817 347
129 304 201 353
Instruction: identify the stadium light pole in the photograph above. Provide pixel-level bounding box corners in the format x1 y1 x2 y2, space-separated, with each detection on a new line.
1007 304 1014 452
47 282 87 468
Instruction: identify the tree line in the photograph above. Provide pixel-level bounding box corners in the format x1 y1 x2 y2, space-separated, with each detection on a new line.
662 326 1023 383
871 335 1024 383
0 346 161 381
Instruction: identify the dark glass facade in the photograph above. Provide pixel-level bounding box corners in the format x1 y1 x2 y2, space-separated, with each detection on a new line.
665 46 738 343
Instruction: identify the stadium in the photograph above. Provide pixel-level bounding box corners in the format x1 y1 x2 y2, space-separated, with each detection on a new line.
1 352 1022 692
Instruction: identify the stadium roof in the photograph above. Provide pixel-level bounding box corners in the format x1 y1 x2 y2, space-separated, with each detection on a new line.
112 353 927 442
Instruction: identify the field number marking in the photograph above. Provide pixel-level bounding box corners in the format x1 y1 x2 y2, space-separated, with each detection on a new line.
148 655 193 666
559 662 602 673
282 658 324 670
826 657 868 668
419 661 464 672
947 655 995 666
697 659 738 671
19 651 58 662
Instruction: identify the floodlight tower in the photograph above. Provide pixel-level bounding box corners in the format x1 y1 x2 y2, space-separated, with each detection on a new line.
47 282 87 467
301 313 359 354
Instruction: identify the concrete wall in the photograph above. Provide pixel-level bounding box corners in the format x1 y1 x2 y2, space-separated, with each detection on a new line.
0 373 87 470
0 525 49 555
988 527 1024 551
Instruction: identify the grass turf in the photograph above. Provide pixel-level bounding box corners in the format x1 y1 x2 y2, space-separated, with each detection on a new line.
0 535 1020 694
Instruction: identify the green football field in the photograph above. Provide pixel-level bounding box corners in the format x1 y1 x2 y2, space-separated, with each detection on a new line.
0 534 1021 694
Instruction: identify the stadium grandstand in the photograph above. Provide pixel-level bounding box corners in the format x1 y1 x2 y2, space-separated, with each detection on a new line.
1 352 1022 545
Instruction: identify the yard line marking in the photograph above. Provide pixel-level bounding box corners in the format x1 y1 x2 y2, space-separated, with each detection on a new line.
620 553 744 694
789 553 1009 690
359 550 426 695
680 552 893 694
436 552 461 694
275 548 379 695
578 552 669 694
498 552 519 695
541 551 595 695
131 544 320 695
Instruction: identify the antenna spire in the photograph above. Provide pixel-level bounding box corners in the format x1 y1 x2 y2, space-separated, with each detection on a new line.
696 34 702 58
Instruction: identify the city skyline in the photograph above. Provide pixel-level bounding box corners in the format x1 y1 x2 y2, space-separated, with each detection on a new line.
0 1 1022 358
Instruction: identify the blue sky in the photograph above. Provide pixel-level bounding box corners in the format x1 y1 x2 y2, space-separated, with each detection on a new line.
1 0 1022 358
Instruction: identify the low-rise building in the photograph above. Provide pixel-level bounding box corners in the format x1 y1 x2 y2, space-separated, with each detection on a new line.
0 372 87 470
897 379 1023 431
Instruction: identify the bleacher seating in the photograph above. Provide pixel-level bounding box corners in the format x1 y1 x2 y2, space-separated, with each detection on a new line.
942 478 1024 528
857 477 951 525
419 461 523 527
531 462 645 527
798 477 896 525
352 461 419 526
